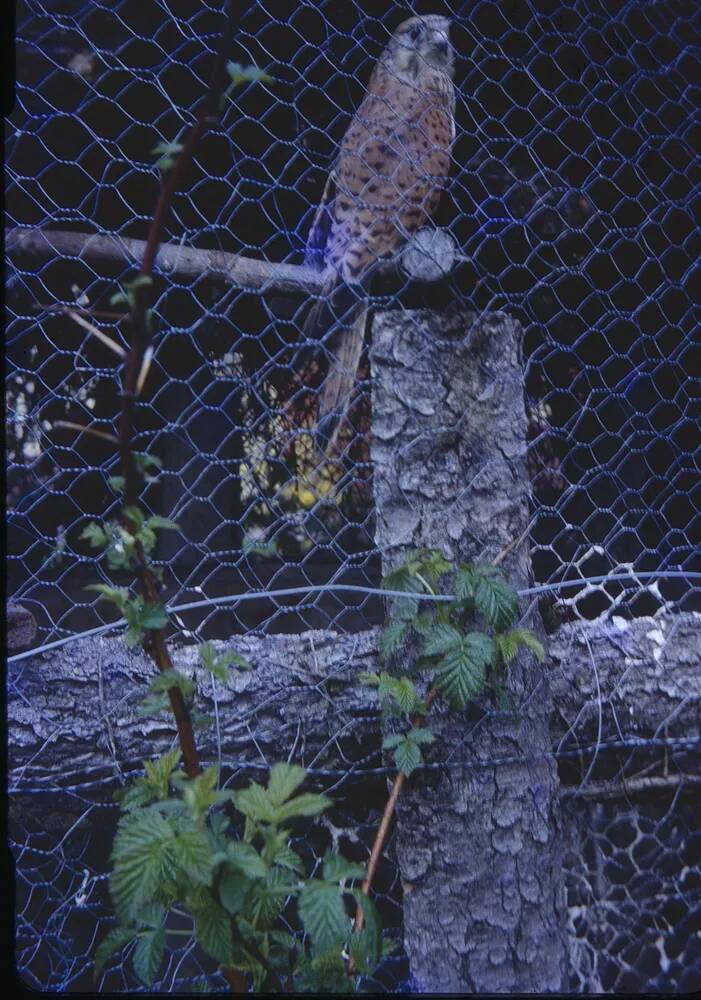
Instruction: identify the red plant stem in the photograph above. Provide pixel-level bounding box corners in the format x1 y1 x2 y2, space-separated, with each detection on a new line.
352 685 439 938
112 2 258 993
115 1 243 781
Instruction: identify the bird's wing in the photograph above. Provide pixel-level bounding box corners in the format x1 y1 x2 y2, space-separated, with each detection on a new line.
304 169 336 271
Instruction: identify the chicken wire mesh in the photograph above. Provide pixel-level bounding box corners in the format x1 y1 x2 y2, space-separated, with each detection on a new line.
5 0 701 993
7 0 701 650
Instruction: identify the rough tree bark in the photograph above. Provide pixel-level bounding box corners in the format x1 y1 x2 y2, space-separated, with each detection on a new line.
8 306 699 991
9 611 699 790
370 308 568 992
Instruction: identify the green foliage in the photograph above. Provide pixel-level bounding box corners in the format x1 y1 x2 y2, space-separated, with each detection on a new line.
494 628 545 664
199 641 252 681
382 727 435 777
80 504 178 576
133 451 162 481
133 927 166 986
242 532 280 559
110 274 153 311
107 475 125 494
152 140 184 172
96 758 381 991
369 549 545 772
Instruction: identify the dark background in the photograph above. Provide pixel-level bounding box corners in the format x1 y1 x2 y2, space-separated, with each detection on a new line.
6 0 701 648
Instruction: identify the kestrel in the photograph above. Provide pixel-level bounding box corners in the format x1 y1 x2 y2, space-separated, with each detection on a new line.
294 14 456 456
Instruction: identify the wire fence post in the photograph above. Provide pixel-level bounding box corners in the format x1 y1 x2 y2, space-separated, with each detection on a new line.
370 307 567 991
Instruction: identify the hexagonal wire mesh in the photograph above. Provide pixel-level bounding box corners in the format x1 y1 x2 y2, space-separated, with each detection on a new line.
6 0 701 992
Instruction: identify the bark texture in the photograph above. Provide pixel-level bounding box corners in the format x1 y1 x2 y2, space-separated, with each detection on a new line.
8 629 379 794
9 612 698 788
549 612 701 748
370 308 567 992
7 603 37 651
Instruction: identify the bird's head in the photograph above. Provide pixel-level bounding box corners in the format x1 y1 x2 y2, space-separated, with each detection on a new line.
385 15 454 80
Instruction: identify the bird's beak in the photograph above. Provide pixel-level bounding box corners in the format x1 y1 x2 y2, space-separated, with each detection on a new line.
428 28 451 63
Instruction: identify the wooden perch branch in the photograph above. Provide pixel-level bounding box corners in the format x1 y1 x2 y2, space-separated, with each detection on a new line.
6 225 332 296
6 223 459 297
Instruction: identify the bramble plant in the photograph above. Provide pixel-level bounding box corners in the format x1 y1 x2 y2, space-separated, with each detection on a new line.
82 449 383 991
94 757 382 990
68 7 544 987
362 548 544 778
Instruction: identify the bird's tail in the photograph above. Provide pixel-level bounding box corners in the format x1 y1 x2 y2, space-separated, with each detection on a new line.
315 304 368 456
287 274 368 459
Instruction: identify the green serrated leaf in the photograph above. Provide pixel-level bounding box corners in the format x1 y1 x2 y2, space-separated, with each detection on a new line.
226 61 273 87
149 669 194 700
247 865 292 928
133 927 165 987
472 569 519 631
350 891 382 972
407 727 435 745
298 882 349 955
270 843 304 876
358 671 380 686
413 548 452 585
123 505 145 529
199 641 251 680
80 522 108 548
233 782 277 825
193 896 233 965
86 583 130 610
226 841 268 879
390 676 419 714
110 810 177 923
134 748 182 805
390 595 419 621
140 602 169 630
381 563 418 593
381 733 404 750
124 624 143 648
93 925 136 980
199 641 216 672
267 762 307 806
176 765 223 821
146 515 179 531
435 633 492 709
136 692 170 718
322 852 365 883
135 901 167 929
274 792 331 825
422 623 462 658
393 737 422 777
219 867 253 916
379 620 408 661
454 565 477 601
412 610 435 635
152 140 184 171
498 628 545 663
107 475 125 493
133 452 162 476
173 826 214 884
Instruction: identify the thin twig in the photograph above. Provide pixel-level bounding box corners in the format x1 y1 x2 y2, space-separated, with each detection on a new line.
33 301 129 321
53 420 118 444
65 308 127 358
561 773 701 800
114 0 245 779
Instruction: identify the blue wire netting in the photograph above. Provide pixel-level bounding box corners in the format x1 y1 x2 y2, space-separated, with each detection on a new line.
6 0 701 992
7 0 701 652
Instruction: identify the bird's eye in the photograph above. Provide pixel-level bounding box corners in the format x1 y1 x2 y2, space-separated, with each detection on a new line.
409 24 421 42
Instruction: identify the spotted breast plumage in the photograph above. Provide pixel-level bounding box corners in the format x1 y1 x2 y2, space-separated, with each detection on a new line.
295 14 456 457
